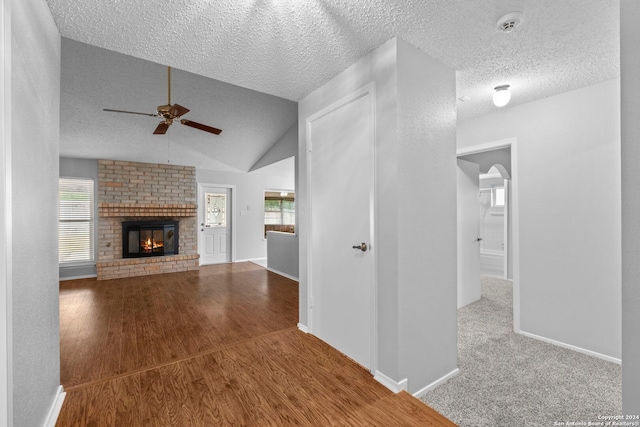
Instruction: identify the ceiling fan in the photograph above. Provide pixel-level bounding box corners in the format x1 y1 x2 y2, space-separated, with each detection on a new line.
103 66 222 135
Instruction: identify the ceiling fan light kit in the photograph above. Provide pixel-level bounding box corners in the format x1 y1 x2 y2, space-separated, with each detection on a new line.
103 66 222 135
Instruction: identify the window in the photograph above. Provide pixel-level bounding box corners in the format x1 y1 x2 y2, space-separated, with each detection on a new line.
492 187 505 207
59 178 94 264
264 191 295 238
205 192 227 227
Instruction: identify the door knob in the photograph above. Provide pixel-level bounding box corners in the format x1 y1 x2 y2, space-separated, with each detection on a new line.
352 242 367 252
477 237 483 242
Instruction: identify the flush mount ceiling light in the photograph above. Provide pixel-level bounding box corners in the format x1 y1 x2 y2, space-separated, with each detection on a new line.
493 85 511 107
496 11 524 33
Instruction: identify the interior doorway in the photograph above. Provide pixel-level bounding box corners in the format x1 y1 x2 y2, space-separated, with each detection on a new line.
457 138 520 331
479 165 510 279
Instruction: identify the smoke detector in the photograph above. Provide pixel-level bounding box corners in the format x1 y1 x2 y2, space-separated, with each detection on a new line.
496 12 524 32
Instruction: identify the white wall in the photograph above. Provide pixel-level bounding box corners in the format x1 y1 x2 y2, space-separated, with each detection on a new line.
298 37 457 394
458 79 621 361
197 168 294 261
621 0 640 414
11 1 62 426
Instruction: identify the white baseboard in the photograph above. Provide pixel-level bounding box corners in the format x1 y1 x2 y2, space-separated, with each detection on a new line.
412 368 460 399
297 323 309 333
266 267 299 282
518 330 622 365
59 274 97 281
374 371 408 393
43 385 66 427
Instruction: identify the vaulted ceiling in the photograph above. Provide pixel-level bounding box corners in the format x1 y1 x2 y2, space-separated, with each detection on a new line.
48 0 619 171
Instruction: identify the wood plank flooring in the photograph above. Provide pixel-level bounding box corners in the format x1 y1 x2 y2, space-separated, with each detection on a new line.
58 262 456 426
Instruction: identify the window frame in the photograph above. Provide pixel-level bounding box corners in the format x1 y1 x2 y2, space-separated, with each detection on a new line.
263 190 295 239
59 177 95 265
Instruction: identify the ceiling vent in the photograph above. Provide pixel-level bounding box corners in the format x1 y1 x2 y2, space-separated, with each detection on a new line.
496 12 524 33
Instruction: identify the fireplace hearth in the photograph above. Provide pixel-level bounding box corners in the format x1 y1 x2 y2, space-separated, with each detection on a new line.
122 220 179 258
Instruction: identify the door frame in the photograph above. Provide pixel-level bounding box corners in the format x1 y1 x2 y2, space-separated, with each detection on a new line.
197 183 237 264
306 82 378 372
457 137 521 332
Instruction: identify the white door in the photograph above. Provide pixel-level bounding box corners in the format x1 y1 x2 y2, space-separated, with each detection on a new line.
457 159 481 308
309 86 375 370
198 186 231 265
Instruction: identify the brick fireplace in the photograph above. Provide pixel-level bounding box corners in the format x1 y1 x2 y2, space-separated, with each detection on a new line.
96 160 199 280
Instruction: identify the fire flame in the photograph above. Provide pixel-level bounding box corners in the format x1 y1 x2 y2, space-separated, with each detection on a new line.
142 238 164 252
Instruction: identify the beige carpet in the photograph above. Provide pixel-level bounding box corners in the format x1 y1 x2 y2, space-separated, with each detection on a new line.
420 276 622 427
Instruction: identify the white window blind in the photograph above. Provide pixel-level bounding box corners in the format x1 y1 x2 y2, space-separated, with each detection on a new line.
59 178 94 264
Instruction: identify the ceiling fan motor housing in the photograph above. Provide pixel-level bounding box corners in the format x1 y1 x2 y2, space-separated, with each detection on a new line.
157 104 173 118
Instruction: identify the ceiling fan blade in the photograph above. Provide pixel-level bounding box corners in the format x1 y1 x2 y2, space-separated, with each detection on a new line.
103 108 158 117
153 122 170 135
180 119 222 135
170 103 190 118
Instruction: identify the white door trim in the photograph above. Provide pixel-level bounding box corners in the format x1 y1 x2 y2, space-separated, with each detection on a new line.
457 137 521 332
1 0 13 423
197 183 237 264
503 179 510 280
306 82 378 373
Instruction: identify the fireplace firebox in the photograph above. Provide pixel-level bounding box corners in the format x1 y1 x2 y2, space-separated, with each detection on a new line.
122 220 179 258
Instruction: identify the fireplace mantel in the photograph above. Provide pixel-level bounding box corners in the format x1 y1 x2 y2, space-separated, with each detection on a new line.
98 203 197 218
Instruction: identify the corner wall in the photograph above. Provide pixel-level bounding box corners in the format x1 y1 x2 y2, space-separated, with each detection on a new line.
621 0 640 414
298 37 457 394
458 79 621 361
395 39 458 393
11 1 62 425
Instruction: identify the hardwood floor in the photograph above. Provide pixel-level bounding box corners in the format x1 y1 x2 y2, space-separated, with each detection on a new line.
58 262 456 426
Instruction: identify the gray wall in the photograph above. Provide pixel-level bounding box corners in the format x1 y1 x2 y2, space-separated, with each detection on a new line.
621 0 640 415
59 157 98 279
1 1 10 422
458 79 621 361
298 37 457 394
266 232 299 279
12 1 62 426
395 39 458 393
250 122 297 171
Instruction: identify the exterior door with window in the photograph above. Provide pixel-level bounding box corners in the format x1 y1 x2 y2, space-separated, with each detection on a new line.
198 186 231 265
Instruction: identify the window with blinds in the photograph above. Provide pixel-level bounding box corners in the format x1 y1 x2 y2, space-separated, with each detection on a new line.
59 178 94 264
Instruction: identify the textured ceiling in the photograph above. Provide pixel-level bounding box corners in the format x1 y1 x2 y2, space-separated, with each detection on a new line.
47 0 619 121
